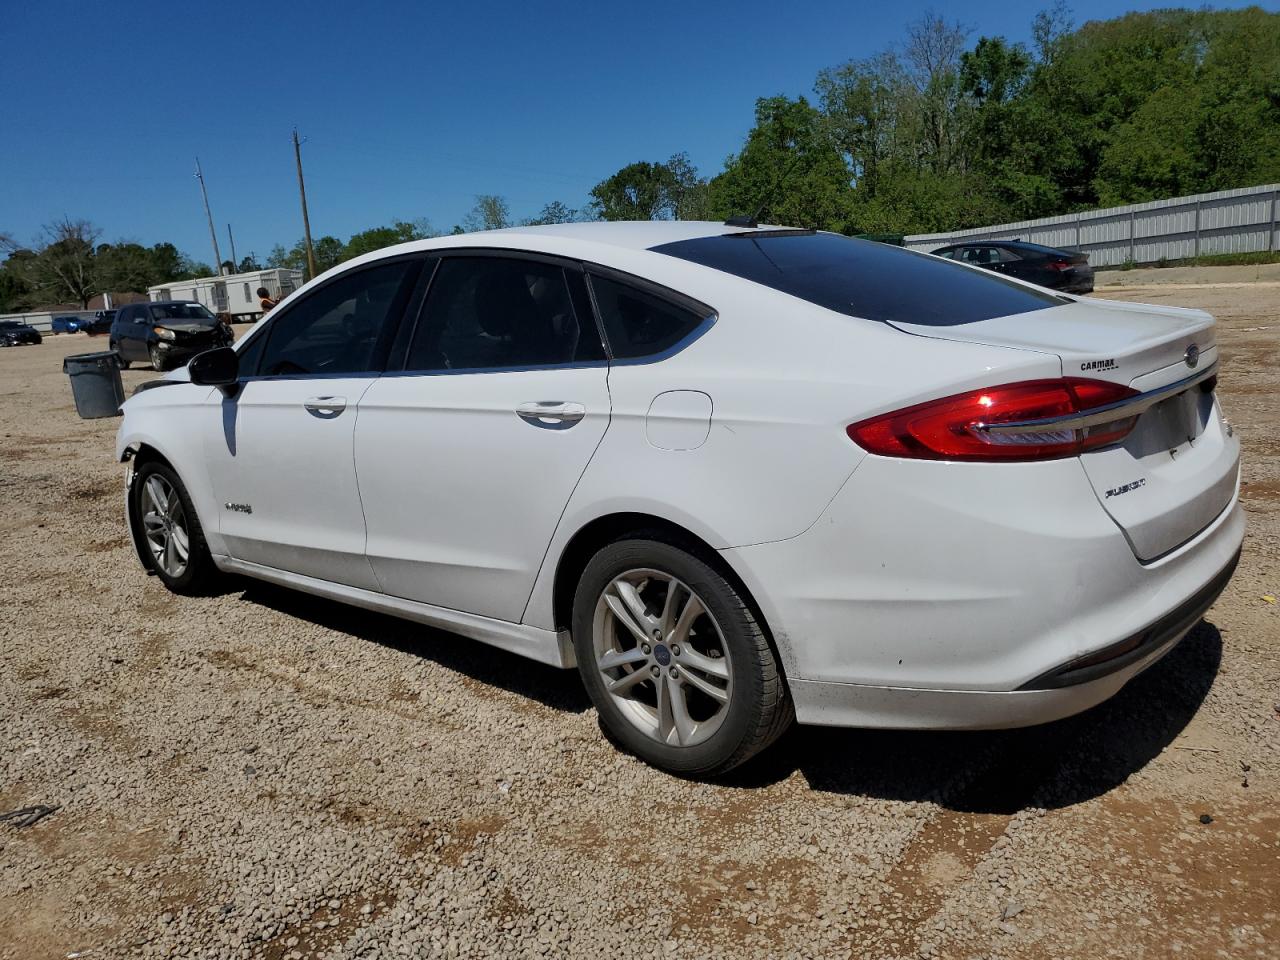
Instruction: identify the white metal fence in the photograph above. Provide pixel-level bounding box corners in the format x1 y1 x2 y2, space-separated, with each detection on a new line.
905 183 1280 267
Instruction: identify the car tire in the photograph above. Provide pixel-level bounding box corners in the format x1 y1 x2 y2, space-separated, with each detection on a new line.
129 461 219 595
149 345 167 372
572 538 793 776
110 341 130 368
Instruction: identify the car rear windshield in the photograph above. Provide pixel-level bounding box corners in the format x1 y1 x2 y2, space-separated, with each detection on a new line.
150 303 216 323
1002 241 1074 258
650 231 1063 326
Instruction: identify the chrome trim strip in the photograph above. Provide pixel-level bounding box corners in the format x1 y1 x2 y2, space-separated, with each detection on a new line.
977 361 1217 436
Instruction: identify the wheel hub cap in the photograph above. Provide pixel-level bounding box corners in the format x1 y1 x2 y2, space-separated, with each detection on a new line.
592 569 732 748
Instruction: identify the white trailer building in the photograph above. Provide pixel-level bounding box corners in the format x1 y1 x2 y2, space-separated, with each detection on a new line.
148 268 304 322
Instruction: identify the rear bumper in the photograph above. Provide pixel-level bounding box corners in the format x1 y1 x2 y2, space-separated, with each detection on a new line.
786 546 1237 729
723 454 1244 729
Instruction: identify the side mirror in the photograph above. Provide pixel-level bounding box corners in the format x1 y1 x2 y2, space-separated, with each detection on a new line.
189 346 240 394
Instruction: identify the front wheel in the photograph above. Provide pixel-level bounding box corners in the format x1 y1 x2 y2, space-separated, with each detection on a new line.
130 461 219 595
572 538 792 776
149 344 167 372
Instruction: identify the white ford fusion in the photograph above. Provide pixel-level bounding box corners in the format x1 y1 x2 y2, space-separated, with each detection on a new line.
117 221 1243 774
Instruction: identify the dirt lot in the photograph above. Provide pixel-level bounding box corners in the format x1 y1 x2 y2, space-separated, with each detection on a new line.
1 281 1277 960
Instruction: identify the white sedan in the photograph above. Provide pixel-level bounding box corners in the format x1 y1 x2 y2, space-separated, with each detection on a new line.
116 221 1243 775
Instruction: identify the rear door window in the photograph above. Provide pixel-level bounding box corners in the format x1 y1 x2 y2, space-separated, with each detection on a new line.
587 273 710 360
404 256 605 372
652 231 1062 327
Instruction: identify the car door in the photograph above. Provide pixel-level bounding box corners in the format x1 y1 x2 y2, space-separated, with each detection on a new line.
994 246 1033 281
355 252 611 622
113 306 139 361
202 256 424 589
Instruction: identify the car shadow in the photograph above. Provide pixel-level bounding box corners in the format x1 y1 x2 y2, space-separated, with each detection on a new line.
718 621 1224 812
233 580 591 714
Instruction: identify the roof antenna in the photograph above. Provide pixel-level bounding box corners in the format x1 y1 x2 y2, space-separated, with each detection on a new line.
724 151 809 229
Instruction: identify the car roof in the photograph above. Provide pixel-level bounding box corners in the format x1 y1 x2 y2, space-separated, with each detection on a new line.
366 220 796 258
947 239 1068 253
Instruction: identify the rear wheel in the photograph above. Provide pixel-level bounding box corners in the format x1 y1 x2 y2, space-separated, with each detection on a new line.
110 340 130 368
572 538 792 776
149 344 167 372
130 461 218 595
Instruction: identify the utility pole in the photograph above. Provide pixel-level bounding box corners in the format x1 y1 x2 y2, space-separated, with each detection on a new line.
292 128 318 279
194 157 222 275
227 223 238 272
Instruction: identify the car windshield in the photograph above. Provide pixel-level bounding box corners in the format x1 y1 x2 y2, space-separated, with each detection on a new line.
0 321 21 329
651 230 1064 326
149 303 216 323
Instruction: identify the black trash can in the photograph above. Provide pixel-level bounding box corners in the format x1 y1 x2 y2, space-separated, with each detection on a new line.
63 351 125 419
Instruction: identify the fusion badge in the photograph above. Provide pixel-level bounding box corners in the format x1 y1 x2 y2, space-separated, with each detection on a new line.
1104 478 1146 499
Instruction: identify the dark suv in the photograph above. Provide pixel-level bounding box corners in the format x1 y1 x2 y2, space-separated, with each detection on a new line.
109 301 233 371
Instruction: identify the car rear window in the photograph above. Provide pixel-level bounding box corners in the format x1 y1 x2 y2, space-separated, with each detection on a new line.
1002 241 1072 257
651 231 1063 326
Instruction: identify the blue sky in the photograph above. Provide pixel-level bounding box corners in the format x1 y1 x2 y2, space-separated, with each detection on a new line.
3 0 1276 265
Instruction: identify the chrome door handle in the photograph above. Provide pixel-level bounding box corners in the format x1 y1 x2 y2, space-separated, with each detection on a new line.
303 396 347 418
516 401 586 429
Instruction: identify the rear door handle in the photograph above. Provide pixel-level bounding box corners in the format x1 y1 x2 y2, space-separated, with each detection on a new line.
516 401 586 429
304 396 347 418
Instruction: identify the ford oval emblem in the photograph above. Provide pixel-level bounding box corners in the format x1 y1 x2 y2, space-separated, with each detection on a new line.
1184 343 1200 368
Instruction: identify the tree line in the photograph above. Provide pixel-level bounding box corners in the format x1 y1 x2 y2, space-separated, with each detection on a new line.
4 6 1276 311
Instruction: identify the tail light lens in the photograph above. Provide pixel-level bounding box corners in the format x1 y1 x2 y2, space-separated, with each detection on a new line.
847 378 1139 462
1047 260 1074 271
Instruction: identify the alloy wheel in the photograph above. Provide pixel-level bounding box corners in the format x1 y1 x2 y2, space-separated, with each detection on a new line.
592 568 732 747
140 474 190 578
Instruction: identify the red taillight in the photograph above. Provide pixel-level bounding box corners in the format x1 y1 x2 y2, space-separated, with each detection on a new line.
847 378 1139 462
1047 259 1074 271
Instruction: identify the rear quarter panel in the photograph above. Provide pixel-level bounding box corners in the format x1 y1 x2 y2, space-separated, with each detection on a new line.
520 255 1065 630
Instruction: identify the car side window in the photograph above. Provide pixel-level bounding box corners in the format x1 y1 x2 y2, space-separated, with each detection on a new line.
996 247 1022 262
404 256 605 372
587 273 708 360
255 260 418 377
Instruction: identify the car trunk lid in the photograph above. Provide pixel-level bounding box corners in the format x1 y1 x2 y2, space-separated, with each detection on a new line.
891 297 1239 560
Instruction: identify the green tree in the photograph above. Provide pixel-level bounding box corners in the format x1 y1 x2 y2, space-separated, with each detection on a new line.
707 96 855 231
522 201 582 225
97 242 161 292
312 236 345 273
460 195 511 233
589 162 677 220
665 153 710 220
344 218 435 259
30 218 100 307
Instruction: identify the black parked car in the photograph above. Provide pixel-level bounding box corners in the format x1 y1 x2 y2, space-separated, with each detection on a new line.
84 310 116 336
0 320 43 346
931 240 1094 294
109 301 234 371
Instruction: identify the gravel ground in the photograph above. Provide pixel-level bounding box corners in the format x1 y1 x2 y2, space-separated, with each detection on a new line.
1 282 1277 960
